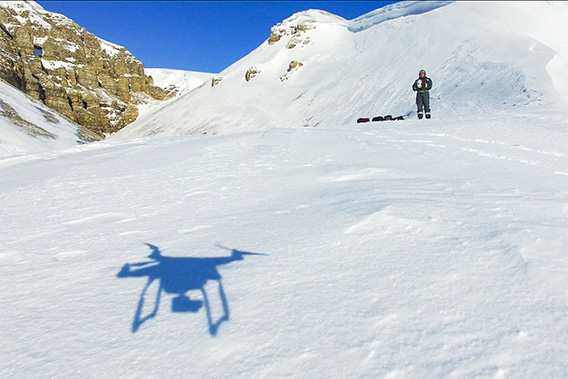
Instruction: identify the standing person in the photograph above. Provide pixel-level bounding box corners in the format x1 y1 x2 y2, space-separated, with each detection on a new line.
412 69 432 119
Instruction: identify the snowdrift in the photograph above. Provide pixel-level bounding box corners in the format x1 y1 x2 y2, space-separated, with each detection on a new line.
2 114 568 377
112 1 568 139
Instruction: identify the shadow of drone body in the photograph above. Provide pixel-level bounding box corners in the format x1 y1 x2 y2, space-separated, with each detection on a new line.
118 244 264 336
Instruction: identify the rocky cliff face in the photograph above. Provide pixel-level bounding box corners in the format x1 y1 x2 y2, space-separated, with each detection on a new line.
0 1 168 137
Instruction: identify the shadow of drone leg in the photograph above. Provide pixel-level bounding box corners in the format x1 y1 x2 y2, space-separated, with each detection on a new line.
217 279 230 323
132 278 162 333
201 287 215 336
204 279 230 336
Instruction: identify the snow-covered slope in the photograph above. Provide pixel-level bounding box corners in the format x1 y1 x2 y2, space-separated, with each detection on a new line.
0 79 97 156
111 1 568 139
132 68 215 126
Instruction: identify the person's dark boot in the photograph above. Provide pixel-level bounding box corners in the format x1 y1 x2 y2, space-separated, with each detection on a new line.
418 113 423 119
425 113 431 119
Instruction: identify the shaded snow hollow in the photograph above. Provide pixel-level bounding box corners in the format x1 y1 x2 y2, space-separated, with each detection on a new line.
0 79 91 155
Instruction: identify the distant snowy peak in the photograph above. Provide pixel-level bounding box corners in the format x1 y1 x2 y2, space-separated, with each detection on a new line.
270 2 452 34
267 9 345 47
282 9 346 25
145 69 214 97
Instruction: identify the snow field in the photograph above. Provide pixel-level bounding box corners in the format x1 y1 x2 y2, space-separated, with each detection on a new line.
1 110 567 377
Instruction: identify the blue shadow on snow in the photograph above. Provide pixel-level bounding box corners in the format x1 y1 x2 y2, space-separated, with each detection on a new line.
117 243 266 336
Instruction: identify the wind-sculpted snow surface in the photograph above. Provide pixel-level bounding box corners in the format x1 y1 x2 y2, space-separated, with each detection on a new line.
1 108 568 377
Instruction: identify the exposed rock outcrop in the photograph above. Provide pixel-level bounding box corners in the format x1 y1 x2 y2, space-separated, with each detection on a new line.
268 10 344 49
0 1 169 137
245 65 261 82
280 61 304 82
211 75 223 87
269 23 313 48
288 60 303 71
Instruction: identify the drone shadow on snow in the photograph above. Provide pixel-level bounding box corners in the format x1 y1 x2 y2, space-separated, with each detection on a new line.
117 243 266 336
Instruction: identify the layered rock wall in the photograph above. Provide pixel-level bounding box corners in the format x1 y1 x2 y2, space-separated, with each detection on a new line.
0 1 168 136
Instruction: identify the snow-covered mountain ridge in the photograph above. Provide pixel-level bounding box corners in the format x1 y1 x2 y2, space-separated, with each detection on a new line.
112 1 568 139
346 0 450 32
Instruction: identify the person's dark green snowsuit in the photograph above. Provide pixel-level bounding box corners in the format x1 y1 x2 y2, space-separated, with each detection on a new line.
412 69 432 119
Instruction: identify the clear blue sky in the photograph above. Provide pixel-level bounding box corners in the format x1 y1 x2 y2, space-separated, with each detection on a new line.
37 1 398 73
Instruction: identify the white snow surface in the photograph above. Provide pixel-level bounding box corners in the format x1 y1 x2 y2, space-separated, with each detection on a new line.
134 68 215 123
1 111 568 377
2 1 568 377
